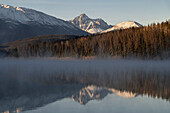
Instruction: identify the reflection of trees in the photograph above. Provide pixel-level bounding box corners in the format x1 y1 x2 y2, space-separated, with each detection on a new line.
1 67 169 103
37 71 170 102
0 69 170 112
0 78 85 113
84 74 170 101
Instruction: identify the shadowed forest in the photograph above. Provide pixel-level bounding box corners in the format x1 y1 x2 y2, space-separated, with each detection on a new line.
1 21 169 59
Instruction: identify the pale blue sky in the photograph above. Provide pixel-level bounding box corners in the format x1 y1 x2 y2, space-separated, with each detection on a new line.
1 0 170 25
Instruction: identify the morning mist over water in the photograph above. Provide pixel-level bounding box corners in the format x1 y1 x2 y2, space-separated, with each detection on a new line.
0 59 169 79
0 59 170 113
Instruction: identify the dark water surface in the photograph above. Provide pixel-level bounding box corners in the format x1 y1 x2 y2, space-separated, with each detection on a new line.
0 59 170 113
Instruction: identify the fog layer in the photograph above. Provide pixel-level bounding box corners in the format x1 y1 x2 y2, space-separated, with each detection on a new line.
0 59 169 78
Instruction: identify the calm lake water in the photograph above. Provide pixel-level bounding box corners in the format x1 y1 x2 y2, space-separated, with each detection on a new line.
24 90 170 113
0 59 170 113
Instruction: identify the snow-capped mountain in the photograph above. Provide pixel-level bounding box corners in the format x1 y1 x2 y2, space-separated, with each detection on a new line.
0 4 88 44
0 4 74 27
69 14 112 34
103 21 142 33
72 85 137 105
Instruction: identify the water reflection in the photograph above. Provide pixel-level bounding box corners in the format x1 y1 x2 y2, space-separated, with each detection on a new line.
1 73 170 113
72 85 137 105
3 108 24 113
0 83 85 113
0 59 170 113
0 84 138 113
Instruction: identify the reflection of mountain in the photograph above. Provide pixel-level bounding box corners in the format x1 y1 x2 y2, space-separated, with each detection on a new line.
0 61 170 113
72 86 111 105
0 83 85 113
108 88 137 98
0 84 137 113
72 85 137 105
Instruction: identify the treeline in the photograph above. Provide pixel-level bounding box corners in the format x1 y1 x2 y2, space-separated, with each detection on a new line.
5 21 170 58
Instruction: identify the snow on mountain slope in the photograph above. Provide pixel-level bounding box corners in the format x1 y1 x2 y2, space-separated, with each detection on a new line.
0 4 73 27
0 4 88 44
103 21 142 33
69 14 112 34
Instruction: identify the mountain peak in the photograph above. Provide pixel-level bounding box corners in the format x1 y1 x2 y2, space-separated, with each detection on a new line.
77 13 89 21
0 4 88 43
0 4 71 26
79 13 88 18
114 21 142 29
69 14 112 34
0 4 25 13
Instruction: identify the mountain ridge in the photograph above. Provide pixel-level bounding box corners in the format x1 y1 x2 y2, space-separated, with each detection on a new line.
0 4 73 27
69 14 112 34
0 4 88 44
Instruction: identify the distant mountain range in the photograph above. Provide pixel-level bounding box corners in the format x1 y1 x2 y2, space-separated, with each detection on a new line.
0 4 143 44
69 14 113 34
0 4 88 44
69 14 142 34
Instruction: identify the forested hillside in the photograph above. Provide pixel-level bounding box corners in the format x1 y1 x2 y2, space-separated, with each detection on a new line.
1 21 170 59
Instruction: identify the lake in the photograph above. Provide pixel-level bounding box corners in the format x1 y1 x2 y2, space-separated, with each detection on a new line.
0 59 170 113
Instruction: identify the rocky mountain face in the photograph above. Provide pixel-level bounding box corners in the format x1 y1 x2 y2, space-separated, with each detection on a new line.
69 14 142 34
69 14 112 34
0 4 88 44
